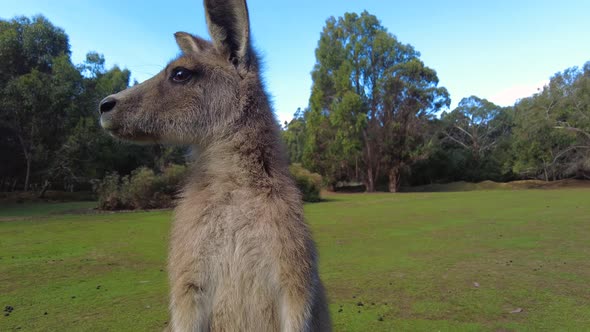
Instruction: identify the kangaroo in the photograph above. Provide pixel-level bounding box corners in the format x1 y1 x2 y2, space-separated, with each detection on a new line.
98 0 331 331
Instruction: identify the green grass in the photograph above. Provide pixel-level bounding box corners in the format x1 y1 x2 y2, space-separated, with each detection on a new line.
0 201 96 218
1 189 589 331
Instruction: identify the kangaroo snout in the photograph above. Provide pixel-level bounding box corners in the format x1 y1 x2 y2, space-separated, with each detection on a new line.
99 96 117 114
99 95 118 130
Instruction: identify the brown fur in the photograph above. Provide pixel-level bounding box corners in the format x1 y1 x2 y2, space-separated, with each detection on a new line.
98 0 331 331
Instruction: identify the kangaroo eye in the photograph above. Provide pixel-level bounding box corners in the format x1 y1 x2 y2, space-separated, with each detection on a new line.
171 67 193 83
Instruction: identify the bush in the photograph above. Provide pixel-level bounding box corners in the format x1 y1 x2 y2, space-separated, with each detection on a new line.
156 164 189 196
96 172 124 210
289 163 322 202
98 163 321 209
96 164 188 210
124 167 158 209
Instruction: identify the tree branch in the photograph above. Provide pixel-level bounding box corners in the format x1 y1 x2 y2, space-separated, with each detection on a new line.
554 124 590 141
551 145 590 165
453 124 474 139
443 132 470 149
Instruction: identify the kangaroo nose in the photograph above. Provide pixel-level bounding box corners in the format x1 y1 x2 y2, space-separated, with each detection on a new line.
99 96 117 114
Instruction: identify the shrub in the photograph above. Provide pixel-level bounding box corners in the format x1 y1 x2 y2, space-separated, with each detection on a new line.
289 163 322 202
96 164 189 210
155 164 188 196
96 172 124 210
123 167 157 209
98 163 321 209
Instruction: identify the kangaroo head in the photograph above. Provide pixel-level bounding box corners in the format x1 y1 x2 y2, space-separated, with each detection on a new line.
99 0 255 145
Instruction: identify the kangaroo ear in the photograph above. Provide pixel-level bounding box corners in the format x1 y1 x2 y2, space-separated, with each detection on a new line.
175 32 211 55
203 0 251 69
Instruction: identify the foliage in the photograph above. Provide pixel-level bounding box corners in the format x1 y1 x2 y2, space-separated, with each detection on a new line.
300 11 449 192
96 165 189 210
511 63 590 180
1 14 589 197
95 172 124 210
97 163 322 208
282 108 307 164
441 96 510 159
282 11 589 189
289 163 323 202
0 16 80 191
433 96 514 182
0 15 189 194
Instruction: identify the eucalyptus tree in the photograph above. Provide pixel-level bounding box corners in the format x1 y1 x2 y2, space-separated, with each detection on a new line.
441 96 508 160
306 11 449 191
0 16 80 191
512 62 590 180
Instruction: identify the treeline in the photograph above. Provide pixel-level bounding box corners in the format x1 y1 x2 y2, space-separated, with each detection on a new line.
1 14 588 196
0 16 186 193
282 11 590 191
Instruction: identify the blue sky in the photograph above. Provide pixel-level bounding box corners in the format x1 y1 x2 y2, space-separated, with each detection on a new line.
3 0 590 123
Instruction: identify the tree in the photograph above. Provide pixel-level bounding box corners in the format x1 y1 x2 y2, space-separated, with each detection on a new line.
53 54 158 190
282 108 307 164
305 11 449 191
0 16 80 191
0 15 191 194
436 96 514 182
441 96 508 160
377 58 450 191
511 62 590 180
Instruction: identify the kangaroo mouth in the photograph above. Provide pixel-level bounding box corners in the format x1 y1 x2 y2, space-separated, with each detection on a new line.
100 114 157 143
99 112 116 130
109 129 158 144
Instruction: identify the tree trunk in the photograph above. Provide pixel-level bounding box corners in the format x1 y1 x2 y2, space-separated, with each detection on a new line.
355 156 359 181
24 157 31 192
362 129 378 192
38 180 50 198
17 134 32 191
388 167 401 193
365 167 375 192
545 167 550 181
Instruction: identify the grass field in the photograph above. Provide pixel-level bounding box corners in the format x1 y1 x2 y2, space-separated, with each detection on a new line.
1 189 589 331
